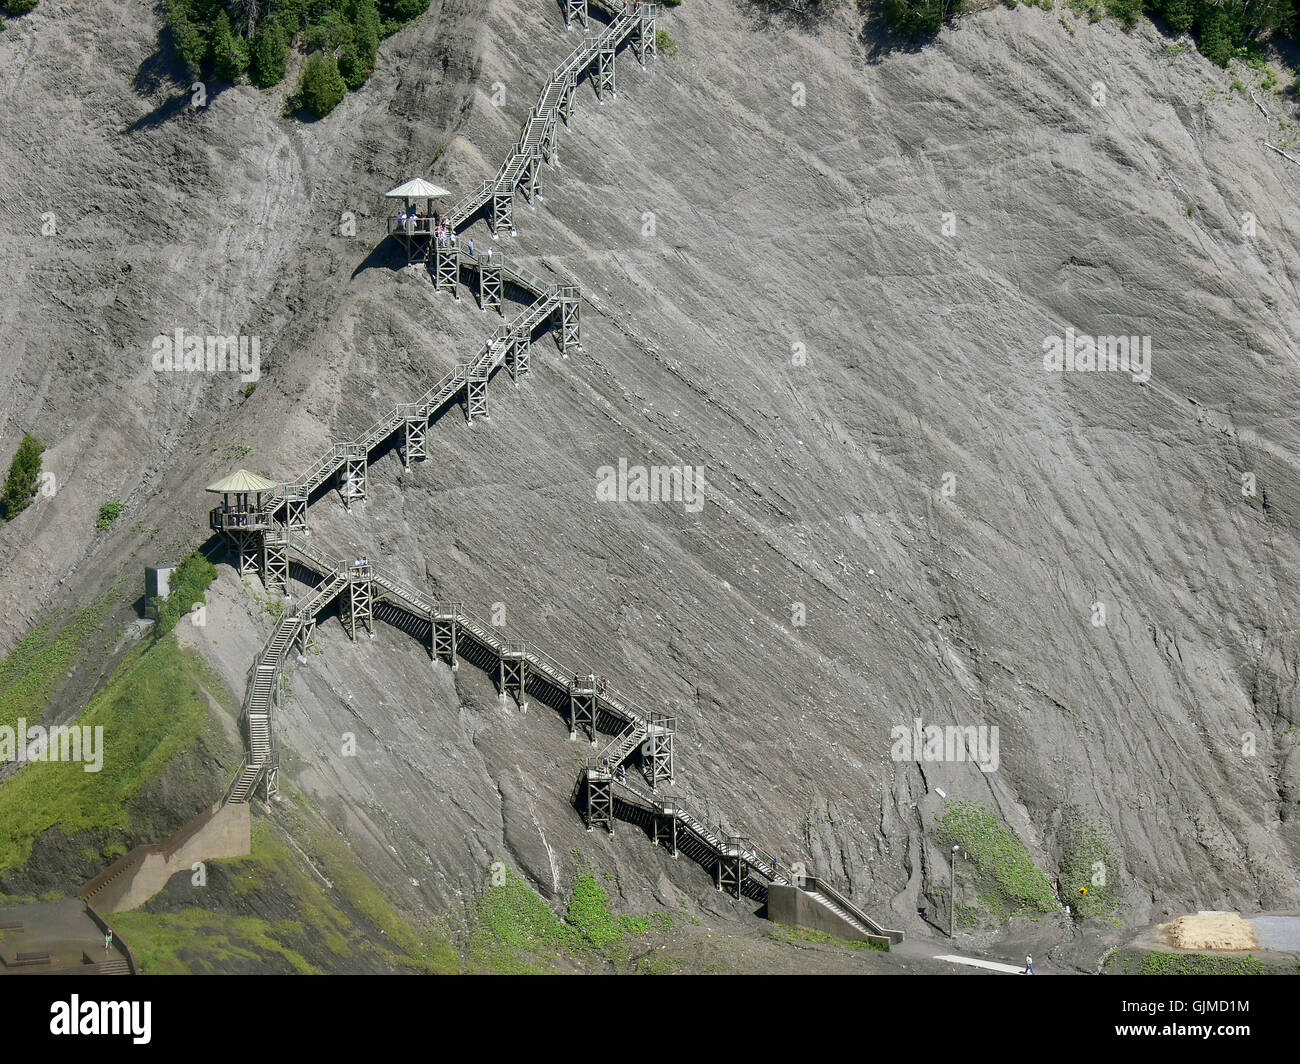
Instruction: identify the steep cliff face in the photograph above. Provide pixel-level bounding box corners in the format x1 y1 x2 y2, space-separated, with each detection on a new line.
0 0 485 650
3 0 1298 955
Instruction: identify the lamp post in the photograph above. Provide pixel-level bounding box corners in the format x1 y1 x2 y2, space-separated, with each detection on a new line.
950 844 961 937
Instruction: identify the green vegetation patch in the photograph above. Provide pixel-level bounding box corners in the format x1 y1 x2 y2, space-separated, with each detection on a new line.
769 923 891 951
163 0 428 117
112 809 458 975
1 433 44 521
935 799 1057 920
1106 949 1300 975
464 867 578 973
882 0 965 38
463 866 660 973
0 635 211 875
96 501 123 530
0 592 115 735
1058 804 1122 919
151 552 217 636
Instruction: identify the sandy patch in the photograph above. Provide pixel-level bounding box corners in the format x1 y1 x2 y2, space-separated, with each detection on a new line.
1159 913 1259 952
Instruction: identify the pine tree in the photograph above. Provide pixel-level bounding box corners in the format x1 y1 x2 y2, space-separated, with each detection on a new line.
297 52 347 117
1 433 45 522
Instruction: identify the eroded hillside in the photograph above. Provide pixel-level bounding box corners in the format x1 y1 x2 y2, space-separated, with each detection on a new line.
2 0 1299 965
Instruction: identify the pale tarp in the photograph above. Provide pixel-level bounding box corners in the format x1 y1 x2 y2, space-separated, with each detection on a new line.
205 469 278 494
384 178 452 199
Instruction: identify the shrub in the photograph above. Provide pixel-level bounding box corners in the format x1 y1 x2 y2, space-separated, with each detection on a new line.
882 0 964 38
1 433 44 521
380 0 430 24
153 552 218 635
296 52 347 116
2 0 39 14
565 874 622 948
96 501 124 530
1103 0 1141 28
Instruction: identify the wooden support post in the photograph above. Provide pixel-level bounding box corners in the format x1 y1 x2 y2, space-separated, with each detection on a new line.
559 80 575 128
285 487 308 533
344 564 373 640
565 0 587 29
232 529 260 579
586 774 613 835
480 257 503 314
506 331 530 382
646 715 675 788
340 444 367 508
400 405 426 467
569 678 597 743
500 644 528 711
720 836 747 899
262 529 289 595
523 151 542 204
546 115 559 167
435 239 459 298
596 45 615 101
559 286 581 357
432 605 459 669
297 617 316 659
491 186 514 236
639 5 657 65
466 375 489 423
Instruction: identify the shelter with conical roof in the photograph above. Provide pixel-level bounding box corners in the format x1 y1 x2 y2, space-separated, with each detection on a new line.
207 469 280 578
386 178 453 262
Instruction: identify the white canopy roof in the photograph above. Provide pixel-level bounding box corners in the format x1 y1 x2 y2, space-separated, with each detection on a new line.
205 469 278 494
385 178 452 199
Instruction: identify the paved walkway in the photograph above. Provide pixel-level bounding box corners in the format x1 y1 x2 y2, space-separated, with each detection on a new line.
932 953 1028 974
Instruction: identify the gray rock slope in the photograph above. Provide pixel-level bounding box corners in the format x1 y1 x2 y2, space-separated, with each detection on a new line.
2 0 1298 939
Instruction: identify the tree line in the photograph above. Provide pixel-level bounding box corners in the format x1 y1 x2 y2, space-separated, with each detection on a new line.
161 0 431 116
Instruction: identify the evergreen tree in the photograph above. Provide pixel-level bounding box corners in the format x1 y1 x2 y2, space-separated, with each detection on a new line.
250 20 290 88
1 433 45 522
212 10 251 81
297 52 347 116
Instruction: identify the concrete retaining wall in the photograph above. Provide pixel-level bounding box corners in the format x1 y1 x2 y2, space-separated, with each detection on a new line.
767 884 889 947
86 803 251 912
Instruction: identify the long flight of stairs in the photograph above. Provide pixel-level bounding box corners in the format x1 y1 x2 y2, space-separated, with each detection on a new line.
209 0 902 947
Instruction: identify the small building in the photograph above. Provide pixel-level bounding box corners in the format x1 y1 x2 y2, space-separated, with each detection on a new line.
145 564 176 603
